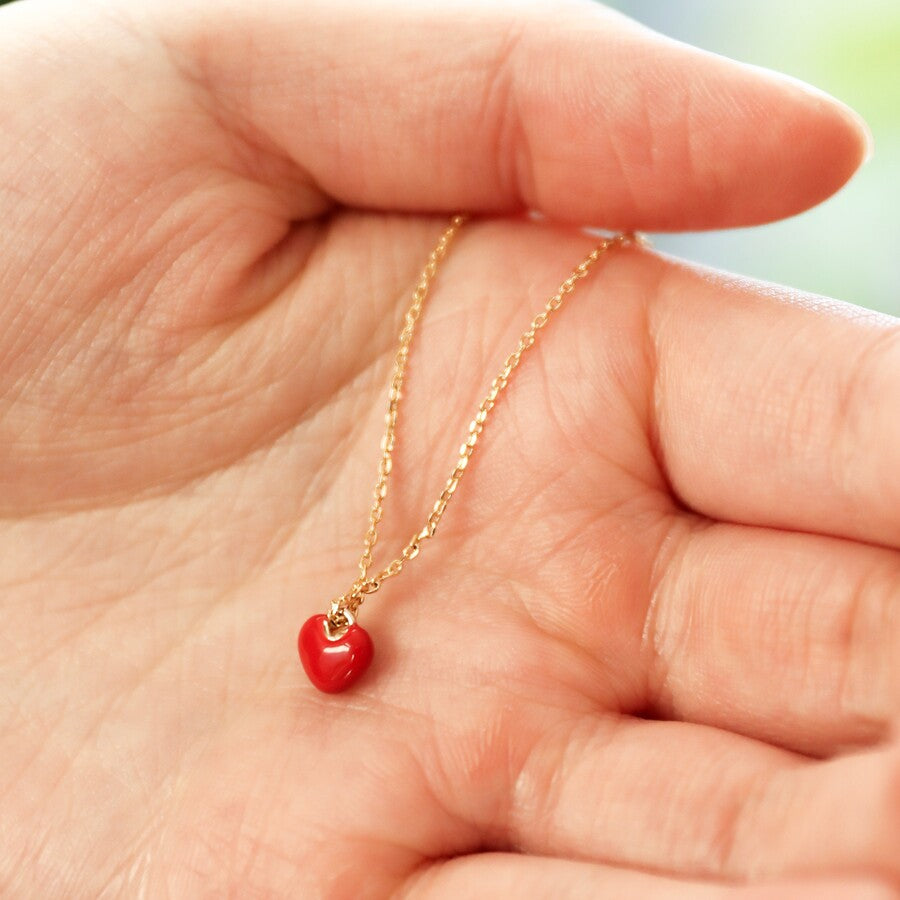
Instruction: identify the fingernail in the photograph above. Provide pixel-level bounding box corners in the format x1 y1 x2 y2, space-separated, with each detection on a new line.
744 63 874 164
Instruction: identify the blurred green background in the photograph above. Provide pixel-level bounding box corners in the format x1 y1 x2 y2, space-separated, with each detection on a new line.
606 0 899 314
1 0 896 313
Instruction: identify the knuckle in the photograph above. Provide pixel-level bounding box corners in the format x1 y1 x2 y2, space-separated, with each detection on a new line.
830 325 900 502
837 561 900 731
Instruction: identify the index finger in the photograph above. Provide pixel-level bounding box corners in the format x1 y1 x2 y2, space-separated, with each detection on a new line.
641 251 900 548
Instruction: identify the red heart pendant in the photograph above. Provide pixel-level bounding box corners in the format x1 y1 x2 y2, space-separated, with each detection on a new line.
298 613 374 693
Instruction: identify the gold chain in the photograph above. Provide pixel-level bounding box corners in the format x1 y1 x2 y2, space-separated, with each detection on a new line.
329 216 640 626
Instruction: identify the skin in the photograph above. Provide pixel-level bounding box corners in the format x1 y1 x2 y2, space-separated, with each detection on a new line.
0 0 897 897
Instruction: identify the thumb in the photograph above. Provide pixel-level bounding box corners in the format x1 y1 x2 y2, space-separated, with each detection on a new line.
143 0 868 228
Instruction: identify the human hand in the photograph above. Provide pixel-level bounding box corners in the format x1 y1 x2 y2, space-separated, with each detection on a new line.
1 1 897 897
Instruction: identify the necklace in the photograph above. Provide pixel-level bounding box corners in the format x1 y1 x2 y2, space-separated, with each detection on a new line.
298 216 639 693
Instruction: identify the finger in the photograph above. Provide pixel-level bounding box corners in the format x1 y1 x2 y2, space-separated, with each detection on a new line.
133 0 869 228
402 853 898 899
496 714 900 883
644 518 900 756
631 250 900 547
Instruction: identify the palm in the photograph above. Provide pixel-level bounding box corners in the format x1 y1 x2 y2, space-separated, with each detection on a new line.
2 1 897 897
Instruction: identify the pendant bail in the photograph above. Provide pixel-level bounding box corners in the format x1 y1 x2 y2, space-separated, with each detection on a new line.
324 605 356 640
331 579 378 622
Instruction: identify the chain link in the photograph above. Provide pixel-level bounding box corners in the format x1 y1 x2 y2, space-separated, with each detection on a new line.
331 217 640 621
